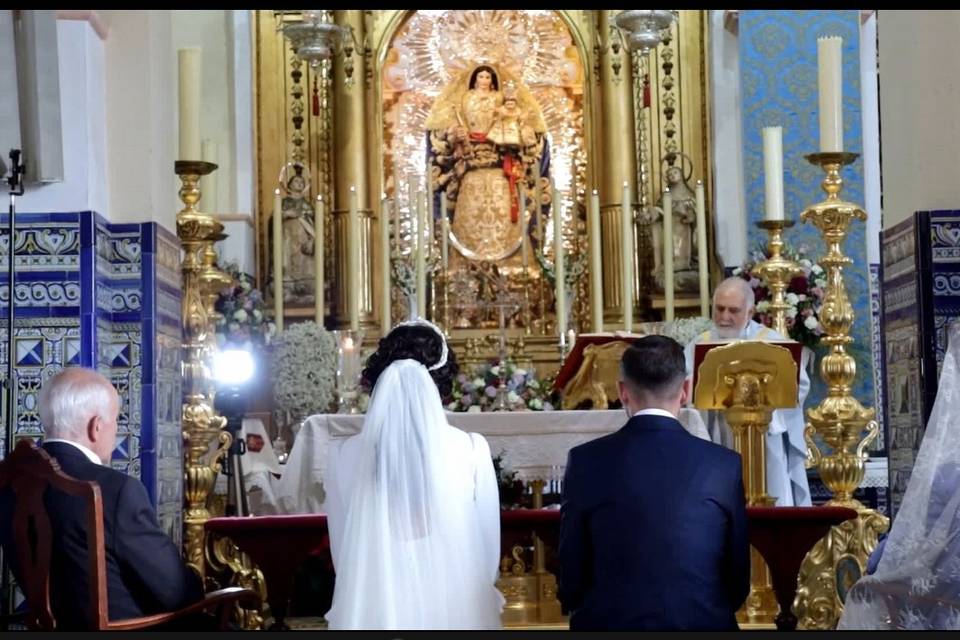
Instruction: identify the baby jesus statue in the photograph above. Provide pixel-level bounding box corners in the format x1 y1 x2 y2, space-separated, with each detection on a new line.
487 81 536 150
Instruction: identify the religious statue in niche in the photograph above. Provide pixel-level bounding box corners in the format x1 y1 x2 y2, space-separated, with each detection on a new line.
425 63 549 263
647 153 701 294
277 163 318 305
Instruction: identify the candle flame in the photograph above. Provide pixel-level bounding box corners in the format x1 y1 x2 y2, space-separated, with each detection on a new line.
344 336 354 349
274 188 281 195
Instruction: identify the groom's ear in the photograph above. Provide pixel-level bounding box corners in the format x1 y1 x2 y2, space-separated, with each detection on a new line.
679 378 691 406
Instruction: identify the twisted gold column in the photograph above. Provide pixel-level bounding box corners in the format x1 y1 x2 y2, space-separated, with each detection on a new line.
793 152 889 629
176 160 231 580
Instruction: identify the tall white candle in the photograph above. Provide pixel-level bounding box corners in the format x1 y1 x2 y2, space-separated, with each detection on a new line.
380 194 391 333
762 126 785 220
622 181 633 332
178 48 202 161
200 139 218 213
273 188 284 332
519 188 528 270
315 195 325 325
695 181 709 319
392 196 400 258
348 186 360 332
416 190 427 318
440 193 448 266
590 189 603 333
553 184 566 339
441 218 449 272
663 189 675 322
817 36 843 153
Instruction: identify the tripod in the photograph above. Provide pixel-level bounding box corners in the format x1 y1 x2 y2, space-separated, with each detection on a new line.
1 149 26 626
215 385 249 517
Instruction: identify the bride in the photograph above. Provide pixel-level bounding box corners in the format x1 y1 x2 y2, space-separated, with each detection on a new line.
323 319 505 629
838 320 960 629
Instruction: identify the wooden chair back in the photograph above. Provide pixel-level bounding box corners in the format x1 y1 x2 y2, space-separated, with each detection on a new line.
0 439 109 630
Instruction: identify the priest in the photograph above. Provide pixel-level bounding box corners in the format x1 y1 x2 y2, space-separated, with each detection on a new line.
684 277 811 506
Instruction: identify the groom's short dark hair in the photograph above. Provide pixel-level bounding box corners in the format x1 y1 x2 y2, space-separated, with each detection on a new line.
620 335 686 399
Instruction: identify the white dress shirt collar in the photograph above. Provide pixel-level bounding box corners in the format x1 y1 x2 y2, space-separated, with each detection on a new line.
44 438 103 466
632 408 678 420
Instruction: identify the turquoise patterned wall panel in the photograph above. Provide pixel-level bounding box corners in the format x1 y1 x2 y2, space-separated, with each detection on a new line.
0 213 182 531
740 10 875 408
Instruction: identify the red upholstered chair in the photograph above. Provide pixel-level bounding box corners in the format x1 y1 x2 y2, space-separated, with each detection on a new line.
0 439 259 631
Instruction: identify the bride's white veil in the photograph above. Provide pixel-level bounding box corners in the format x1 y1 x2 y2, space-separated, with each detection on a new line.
325 324 499 629
839 320 960 629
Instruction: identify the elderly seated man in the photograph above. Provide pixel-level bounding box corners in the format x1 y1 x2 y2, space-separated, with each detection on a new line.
683 277 811 507
0 368 204 629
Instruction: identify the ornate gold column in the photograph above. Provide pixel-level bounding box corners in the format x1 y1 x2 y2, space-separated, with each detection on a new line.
793 153 889 629
596 10 638 327
176 161 231 580
332 10 373 330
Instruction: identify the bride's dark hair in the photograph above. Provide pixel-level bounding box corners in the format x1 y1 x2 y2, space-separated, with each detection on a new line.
468 65 499 91
362 325 459 399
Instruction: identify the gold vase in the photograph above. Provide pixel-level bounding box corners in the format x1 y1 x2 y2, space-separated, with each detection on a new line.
792 152 889 629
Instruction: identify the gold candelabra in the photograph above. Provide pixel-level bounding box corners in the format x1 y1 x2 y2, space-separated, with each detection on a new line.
792 152 889 629
176 160 231 580
755 220 803 338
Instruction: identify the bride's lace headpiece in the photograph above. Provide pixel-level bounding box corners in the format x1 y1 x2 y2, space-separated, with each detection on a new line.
391 318 448 371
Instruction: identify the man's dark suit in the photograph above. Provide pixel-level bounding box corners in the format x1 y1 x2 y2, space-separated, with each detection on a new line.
558 412 750 630
0 441 203 629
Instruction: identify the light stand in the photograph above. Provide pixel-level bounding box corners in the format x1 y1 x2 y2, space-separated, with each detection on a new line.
1 149 25 626
212 349 256 518
215 386 249 517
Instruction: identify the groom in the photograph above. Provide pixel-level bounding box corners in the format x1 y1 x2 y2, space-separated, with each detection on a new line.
558 336 750 630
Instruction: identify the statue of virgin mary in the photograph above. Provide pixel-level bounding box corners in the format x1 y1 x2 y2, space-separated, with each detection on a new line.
425 63 548 262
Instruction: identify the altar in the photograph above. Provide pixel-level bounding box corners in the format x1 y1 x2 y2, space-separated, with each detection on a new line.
257 408 709 515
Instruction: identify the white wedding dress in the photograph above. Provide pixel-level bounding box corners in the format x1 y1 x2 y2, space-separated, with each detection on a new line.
324 359 505 629
838 320 960 629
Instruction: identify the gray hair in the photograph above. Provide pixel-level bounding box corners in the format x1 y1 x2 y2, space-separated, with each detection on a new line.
38 368 116 440
713 276 755 310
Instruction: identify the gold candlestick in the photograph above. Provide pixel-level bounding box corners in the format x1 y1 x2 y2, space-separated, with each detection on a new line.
175 160 231 581
793 152 889 629
754 220 803 338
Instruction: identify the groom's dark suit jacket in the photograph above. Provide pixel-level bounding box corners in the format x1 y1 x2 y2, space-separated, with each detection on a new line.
558 412 750 630
0 441 203 629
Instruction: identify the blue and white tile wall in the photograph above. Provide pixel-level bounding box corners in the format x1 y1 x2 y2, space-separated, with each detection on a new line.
879 210 960 517
0 211 183 544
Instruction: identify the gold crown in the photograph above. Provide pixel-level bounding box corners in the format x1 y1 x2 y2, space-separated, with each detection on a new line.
502 80 518 100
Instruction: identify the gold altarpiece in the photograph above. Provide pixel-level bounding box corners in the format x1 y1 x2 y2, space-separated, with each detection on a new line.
253 10 718 372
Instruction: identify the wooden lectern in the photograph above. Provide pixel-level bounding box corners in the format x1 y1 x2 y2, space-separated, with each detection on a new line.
691 339 802 627
554 332 648 410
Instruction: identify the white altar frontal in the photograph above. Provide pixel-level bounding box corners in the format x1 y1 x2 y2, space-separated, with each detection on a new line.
256 409 709 515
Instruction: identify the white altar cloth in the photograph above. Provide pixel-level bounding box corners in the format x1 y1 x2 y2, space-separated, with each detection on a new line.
261 409 709 515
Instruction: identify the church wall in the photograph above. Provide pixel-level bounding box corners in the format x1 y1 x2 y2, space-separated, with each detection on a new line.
708 11 747 269
14 19 108 216
878 12 960 228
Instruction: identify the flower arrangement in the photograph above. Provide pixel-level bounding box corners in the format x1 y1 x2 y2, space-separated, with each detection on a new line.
732 243 827 349
214 262 276 351
447 359 555 413
492 450 527 507
270 321 338 421
662 316 715 346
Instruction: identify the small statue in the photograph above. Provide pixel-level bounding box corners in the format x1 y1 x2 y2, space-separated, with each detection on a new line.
487 81 537 150
648 154 701 293
278 163 318 305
